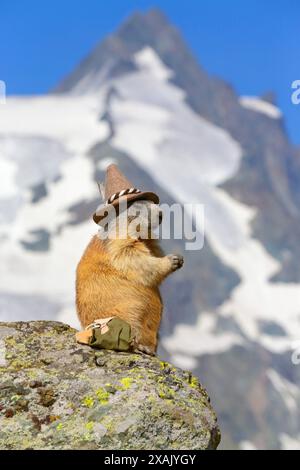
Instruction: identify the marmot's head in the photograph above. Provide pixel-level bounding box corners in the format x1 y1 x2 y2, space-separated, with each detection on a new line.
98 199 162 240
127 200 162 238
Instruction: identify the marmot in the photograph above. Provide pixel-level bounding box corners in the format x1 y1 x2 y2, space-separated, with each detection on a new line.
76 165 183 355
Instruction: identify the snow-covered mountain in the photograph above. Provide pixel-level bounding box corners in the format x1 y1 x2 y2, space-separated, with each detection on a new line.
1 9 300 449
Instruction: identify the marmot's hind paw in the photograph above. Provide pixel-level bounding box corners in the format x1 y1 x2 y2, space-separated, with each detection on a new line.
135 344 156 356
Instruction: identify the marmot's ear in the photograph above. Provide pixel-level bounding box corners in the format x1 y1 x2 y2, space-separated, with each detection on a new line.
97 182 106 202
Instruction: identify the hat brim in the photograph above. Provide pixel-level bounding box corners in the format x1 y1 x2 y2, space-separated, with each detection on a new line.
93 191 159 225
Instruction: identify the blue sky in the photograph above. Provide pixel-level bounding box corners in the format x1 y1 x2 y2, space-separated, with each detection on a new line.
1 0 299 144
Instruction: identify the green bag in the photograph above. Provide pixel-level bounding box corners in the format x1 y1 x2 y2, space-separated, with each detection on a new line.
89 318 133 352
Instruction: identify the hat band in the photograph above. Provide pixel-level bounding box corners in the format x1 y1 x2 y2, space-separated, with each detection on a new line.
106 188 141 205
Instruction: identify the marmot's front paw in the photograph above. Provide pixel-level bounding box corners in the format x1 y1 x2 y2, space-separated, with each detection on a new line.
168 254 184 271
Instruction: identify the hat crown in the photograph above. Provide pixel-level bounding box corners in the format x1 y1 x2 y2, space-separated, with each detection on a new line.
104 164 134 201
93 163 159 224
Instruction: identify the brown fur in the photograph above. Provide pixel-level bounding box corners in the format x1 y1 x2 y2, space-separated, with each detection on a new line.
76 234 182 354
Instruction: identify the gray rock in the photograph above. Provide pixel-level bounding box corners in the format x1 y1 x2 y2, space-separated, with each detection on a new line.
0 321 220 450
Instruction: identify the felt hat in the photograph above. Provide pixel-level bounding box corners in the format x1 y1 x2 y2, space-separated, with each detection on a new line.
93 164 159 224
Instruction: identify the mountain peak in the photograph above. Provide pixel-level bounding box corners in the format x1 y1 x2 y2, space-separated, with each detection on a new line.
54 8 200 94
119 8 170 32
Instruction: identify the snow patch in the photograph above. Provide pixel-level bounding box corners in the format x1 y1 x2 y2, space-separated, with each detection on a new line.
162 312 242 363
280 433 300 450
169 354 198 370
0 158 17 198
134 47 173 81
240 96 282 119
0 95 109 154
97 156 118 171
239 440 257 450
267 369 299 413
